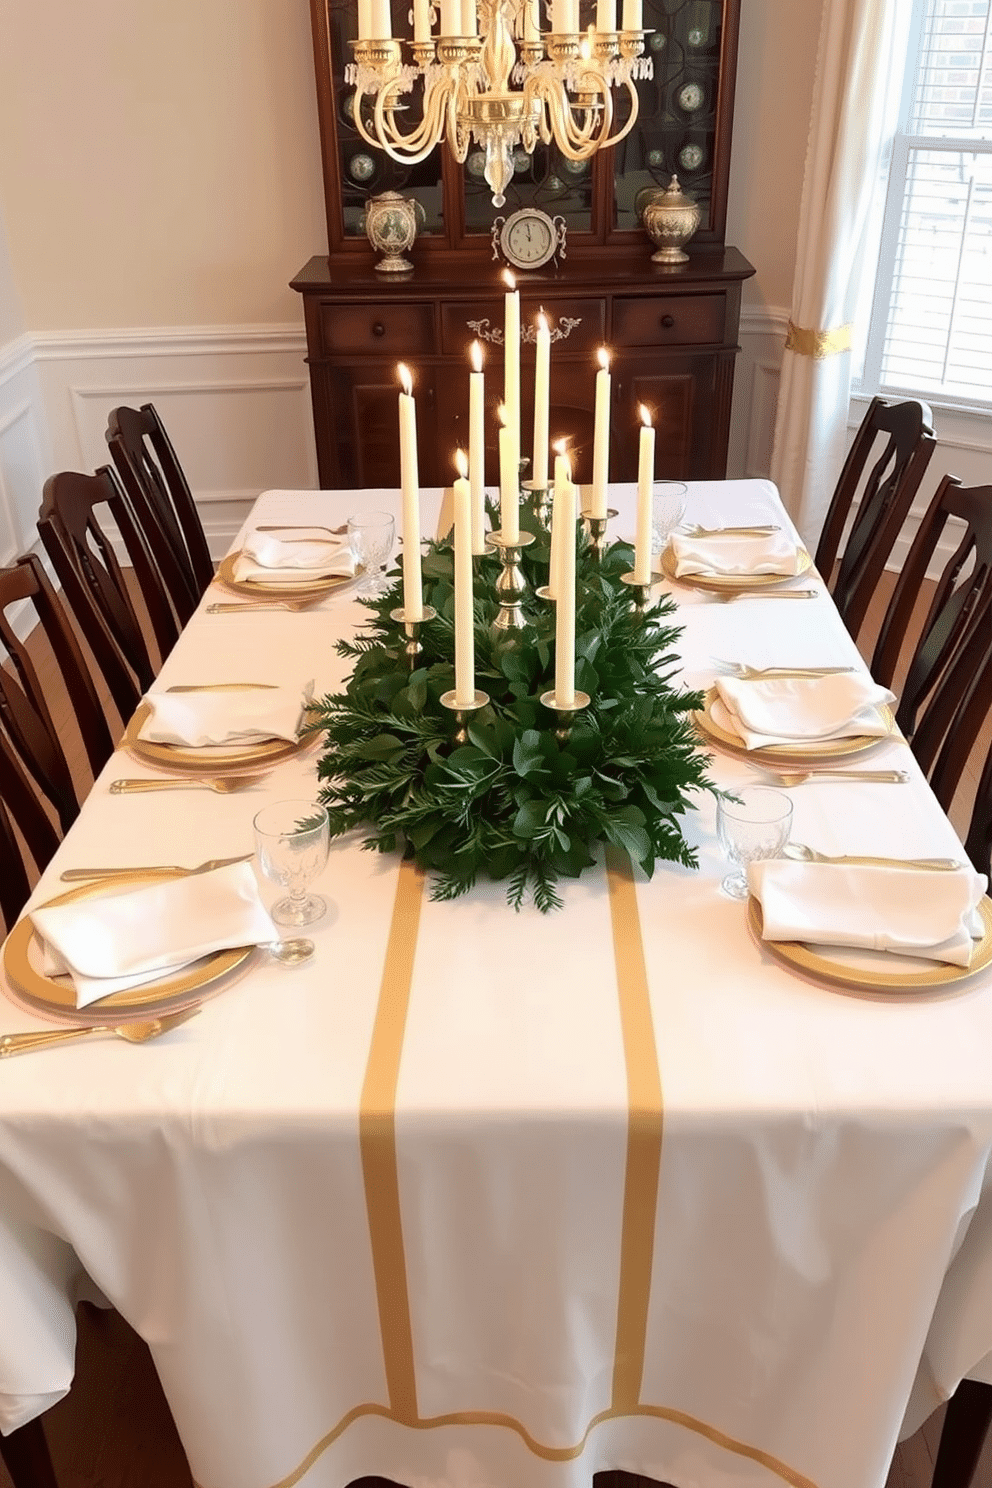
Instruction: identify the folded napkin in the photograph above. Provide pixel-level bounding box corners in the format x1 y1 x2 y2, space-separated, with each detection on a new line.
31 862 277 1007
670 530 802 577
138 685 309 747
748 859 988 967
233 530 356 585
714 673 895 750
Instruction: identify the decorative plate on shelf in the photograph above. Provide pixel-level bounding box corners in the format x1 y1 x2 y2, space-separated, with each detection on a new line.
659 543 813 592
3 874 257 1020
747 895 992 996
677 81 706 113
692 687 897 765
679 142 705 172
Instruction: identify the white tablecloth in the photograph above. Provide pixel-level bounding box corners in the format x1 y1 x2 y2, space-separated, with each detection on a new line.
2 481 991 1488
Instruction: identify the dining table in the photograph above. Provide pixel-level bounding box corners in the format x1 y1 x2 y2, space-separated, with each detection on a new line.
2 477 992 1488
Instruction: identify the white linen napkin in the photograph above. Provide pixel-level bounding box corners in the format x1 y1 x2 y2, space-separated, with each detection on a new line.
31 862 277 1007
233 530 356 584
748 859 988 968
713 674 895 750
138 685 309 747
670 530 802 577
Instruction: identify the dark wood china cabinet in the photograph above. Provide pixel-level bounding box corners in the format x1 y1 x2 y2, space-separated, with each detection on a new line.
292 0 753 489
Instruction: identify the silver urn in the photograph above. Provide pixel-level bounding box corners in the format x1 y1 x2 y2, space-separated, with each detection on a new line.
638 175 702 265
364 191 419 274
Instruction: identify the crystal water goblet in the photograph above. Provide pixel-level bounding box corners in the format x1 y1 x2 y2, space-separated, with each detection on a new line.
348 510 396 597
652 481 688 556
716 787 793 899
253 800 330 927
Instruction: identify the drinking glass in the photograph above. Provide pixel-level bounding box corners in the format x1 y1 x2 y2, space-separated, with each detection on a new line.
652 481 688 555
253 800 330 926
348 510 396 596
716 787 793 899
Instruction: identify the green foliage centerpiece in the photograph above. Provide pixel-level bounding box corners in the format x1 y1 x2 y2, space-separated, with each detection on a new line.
310 503 714 911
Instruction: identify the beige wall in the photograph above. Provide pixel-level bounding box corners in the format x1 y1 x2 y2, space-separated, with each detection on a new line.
0 202 25 346
0 0 818 337
728 0 822 312
0 0 327 330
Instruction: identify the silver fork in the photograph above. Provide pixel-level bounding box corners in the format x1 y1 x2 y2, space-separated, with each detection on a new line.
714 661 856 680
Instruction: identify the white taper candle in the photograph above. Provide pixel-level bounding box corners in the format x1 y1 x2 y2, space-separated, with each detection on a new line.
532 311 551 491
469 340 486 555
453 450 475 707
397 364 424 620
634 404 655 584
555 475 576 707
591 347 611 518
498 404 519 544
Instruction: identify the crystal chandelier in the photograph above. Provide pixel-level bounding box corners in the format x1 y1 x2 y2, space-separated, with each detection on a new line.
345 0 653 207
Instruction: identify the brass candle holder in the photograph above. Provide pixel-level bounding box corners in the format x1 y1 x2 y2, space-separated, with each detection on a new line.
619 571 658 616
522 478 552 532
440 689 490 745
539 689 591 743
486 530 536 631
582 506 618 563
390 603 438 668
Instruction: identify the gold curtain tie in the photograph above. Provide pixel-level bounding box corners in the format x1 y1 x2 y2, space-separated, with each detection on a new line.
785 320 852 359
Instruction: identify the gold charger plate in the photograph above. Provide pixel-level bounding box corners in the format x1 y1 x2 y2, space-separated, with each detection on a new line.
124 693 315 774
3 872 255 1020
216 550 355 602
748 895 992 994
691 686 896 766
660 542 813 593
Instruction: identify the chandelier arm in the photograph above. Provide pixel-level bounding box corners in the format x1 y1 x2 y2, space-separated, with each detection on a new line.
373 73 452 163
592 72 640 150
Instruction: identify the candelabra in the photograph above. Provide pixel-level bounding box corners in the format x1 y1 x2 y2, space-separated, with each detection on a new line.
346 0 651 207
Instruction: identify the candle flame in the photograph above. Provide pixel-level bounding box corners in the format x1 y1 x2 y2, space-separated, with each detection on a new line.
502 268 517 292
639 403 653 428
597 346 610 371
398 363 413 396
454 448 468 479
470 339 483 372
498 402 509 428
552 437 569 455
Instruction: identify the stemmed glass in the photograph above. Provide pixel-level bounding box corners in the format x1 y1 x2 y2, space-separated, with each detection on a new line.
716 787 793 899
652 480 688 556
253 800 330 928
347 510 396 597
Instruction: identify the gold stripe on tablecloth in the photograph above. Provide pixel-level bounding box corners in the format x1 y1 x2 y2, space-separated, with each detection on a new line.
234 852 819 1488
605 844 664 1411
360 856 425 1425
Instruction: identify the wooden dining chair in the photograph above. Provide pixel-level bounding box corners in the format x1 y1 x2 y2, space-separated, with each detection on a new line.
0 554 115 834
0 1415 59 1488
105 403 213 620
815 396 936 641
37 468 165 720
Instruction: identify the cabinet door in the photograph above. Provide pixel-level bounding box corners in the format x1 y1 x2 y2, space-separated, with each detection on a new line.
613 348 737 480
324 365 442 489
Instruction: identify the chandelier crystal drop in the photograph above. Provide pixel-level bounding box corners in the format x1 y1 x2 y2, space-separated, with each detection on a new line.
345 0 653 207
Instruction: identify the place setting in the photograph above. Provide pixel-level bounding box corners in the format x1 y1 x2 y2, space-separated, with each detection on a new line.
716 785 992 995
692 667 899 767
118 679 319 786
208 516 369 611
658 516 816 600
0 800 332 1043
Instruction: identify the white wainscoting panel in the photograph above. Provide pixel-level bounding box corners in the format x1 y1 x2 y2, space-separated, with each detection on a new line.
728 307 787 479
0 335 51 565
31 325 318 555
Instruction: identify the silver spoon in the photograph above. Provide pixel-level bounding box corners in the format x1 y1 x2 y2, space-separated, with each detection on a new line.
0 1007 200 1057
267 938 315 966
784 843 962 871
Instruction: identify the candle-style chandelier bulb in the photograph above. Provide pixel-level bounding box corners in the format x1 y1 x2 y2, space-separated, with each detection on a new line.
345 0 652 207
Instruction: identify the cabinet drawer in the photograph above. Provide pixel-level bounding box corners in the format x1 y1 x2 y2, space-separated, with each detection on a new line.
318 301 436 356
613 294 727 348
441 299 606 356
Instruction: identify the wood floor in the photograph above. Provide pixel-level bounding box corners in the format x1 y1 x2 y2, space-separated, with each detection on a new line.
2 568 990 1488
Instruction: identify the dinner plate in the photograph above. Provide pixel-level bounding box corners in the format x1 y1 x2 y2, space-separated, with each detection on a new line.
691 686 897 765
660 542 813 592
3 872 257 1021
748 894 992 994
124 693 317 774
216 550 355 602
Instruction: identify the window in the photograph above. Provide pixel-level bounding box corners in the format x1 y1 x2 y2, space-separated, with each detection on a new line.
859 0 992 412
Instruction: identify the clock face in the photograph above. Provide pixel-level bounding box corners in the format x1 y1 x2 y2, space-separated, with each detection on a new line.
500 210 558 270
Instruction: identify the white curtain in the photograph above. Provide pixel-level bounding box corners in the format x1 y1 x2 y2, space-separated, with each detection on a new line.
770 0 907 548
